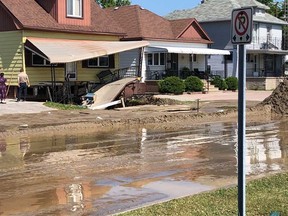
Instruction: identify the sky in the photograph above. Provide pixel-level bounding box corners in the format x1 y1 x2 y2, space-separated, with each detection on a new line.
130 0 200 16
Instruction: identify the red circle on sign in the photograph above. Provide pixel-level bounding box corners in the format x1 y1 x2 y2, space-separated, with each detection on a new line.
234 11 249 36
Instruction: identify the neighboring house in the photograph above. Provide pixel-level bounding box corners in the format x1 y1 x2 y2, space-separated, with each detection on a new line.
166 0 288 90
106 5 229 85
0 0 147 101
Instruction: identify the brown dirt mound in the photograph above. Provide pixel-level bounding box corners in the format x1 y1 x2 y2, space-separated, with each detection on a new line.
259 79 288 115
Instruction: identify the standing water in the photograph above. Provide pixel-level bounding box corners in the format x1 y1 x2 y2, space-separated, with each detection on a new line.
0 119 287 215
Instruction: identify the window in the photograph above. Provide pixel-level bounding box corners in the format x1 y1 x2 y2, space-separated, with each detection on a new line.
67 0 82 18
193 54 197 62
88 56 109 67
147 53 165 66
32 53 51 66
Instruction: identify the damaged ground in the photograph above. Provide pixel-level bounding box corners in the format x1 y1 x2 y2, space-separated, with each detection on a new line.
259 79 288 115
0 87 282 138
0 80 288 138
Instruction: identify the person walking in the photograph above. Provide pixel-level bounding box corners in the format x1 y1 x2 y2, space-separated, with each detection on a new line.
0 70 7 104
17 68 30 102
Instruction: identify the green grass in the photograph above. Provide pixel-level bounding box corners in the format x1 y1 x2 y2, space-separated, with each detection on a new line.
43 102 87 110
119 172 288 216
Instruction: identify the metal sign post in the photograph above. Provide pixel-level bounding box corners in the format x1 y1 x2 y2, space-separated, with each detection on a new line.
231 7 253 216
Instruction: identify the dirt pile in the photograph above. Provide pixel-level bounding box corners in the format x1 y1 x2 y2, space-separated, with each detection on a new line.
259 79 288 115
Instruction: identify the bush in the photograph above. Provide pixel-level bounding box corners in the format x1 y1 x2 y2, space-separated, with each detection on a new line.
184 76 204 92
218 79 228 90
158 76 185 95
225 77 238 90
210 75 223 87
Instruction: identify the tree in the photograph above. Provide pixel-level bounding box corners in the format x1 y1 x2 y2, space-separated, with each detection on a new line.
96 0 131 8
257 0 284 18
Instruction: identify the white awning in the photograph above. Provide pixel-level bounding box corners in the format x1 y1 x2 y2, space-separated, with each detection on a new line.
149 45 230 55
25 37 149 63
247 49 288 55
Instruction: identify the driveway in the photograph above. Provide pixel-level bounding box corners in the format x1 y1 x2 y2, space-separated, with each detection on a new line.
0 99 56 116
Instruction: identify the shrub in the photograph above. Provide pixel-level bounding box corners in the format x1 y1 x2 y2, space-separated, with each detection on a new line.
181 66 191 79
158 76 185 95
218 79 228 90
210 75 223 87
225 77 238 90
184 76 204 92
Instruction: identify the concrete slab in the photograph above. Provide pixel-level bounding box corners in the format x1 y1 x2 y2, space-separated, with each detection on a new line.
0 99 56 116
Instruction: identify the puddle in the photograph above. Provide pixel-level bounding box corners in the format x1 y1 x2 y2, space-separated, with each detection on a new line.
0 118 287 215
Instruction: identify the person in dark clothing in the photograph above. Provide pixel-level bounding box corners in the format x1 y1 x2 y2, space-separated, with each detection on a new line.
0 70 7 104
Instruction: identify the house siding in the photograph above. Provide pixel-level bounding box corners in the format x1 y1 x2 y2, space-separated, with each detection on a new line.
0 31 23 86
0 30 120 86
57 0 91 26
23 31 120 84
119 49 140 76
23 30 119 41
200 21 231 50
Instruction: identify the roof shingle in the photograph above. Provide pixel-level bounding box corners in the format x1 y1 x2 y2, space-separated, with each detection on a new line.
106 5 211 43
165 0 286 25
0 0 125 35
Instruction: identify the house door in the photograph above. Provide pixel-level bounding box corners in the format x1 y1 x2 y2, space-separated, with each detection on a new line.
66 62 77 81
171 53 178 71
264 54 274 76
171 53 178 76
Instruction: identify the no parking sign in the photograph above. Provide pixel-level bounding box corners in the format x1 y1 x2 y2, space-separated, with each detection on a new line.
231 7 253 44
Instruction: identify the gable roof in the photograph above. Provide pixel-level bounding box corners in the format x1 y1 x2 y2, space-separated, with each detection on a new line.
0 0 125 35
165 0 286 25
106 5 212 43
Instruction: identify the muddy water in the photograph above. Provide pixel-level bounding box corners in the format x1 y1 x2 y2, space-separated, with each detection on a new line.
0 119 287 216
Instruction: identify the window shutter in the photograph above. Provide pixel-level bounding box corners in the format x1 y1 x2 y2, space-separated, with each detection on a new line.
82 60 88 68
109 55 115 68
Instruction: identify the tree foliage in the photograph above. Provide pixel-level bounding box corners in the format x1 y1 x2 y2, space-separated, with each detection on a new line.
257 0 284 18
96 0 131 8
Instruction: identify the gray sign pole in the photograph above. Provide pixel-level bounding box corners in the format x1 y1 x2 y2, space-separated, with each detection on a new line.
231 8 252 215
238 44 246 216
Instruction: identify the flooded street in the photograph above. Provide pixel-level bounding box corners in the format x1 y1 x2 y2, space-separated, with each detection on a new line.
0 118 287 216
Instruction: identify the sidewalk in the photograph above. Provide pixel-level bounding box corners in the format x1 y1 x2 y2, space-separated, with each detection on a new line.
155 90 273 102
0 99 56 116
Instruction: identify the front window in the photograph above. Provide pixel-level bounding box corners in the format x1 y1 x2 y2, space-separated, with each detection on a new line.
32 53 51 66
88 56 109 67
67 0 83 18
147 53 165 66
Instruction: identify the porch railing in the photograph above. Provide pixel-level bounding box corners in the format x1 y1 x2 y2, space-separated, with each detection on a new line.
248 36 282 50
145 69 211 80
113 66 139 80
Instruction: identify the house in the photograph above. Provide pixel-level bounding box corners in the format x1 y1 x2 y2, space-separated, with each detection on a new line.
0 0 148 101
106 5 229 92
166 0 288 90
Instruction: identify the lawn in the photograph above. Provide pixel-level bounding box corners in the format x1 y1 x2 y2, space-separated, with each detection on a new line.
119 172 288 216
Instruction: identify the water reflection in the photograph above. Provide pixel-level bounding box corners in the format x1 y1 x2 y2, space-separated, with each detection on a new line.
0 119 287 215
0 138 6 157
20 136 30 157
65 184 85 212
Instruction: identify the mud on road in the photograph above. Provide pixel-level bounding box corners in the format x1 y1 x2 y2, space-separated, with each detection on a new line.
0 99 272 139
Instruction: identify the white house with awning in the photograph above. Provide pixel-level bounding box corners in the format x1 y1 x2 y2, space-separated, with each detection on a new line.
142 41 230 81
106 5 230 82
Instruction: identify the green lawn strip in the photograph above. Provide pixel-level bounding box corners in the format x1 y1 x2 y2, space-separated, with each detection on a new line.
44 102 87 110
119 172 288 216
